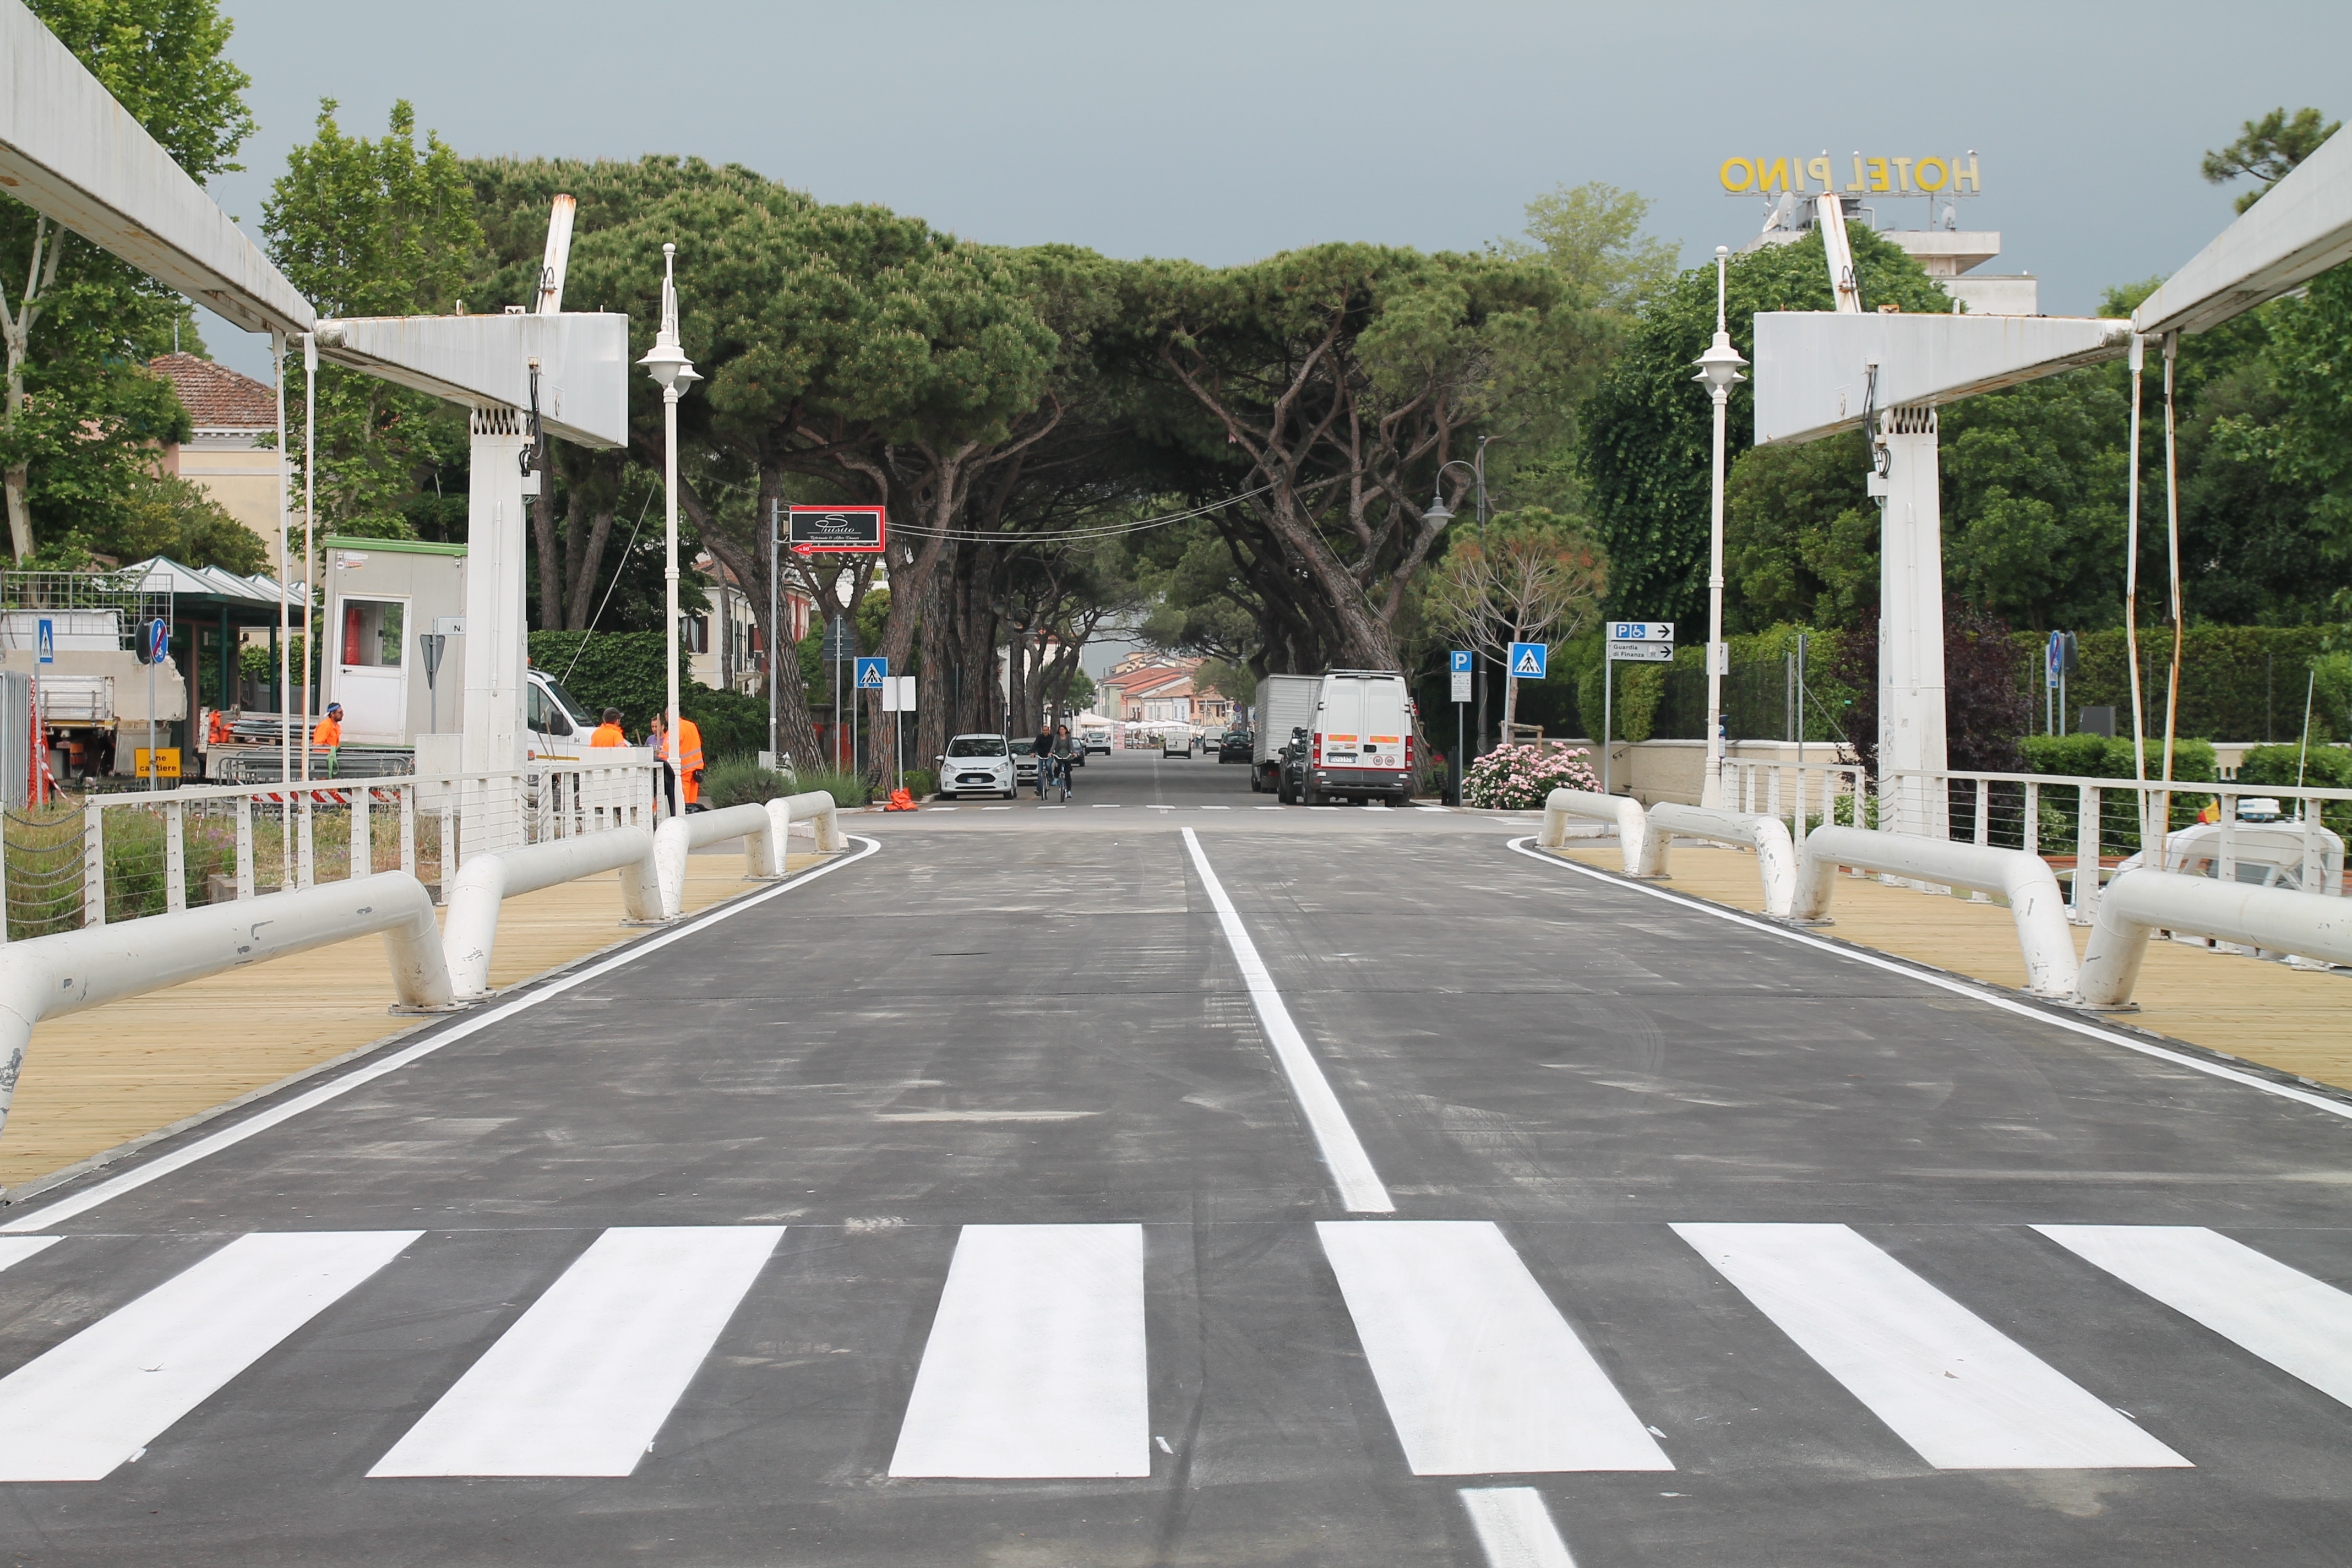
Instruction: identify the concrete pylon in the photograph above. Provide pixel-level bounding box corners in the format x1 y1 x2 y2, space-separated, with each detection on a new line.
1875 406 1947 837
461 407 530 781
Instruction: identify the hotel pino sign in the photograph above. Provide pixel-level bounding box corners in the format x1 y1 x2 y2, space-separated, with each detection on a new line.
1719 153 1982 197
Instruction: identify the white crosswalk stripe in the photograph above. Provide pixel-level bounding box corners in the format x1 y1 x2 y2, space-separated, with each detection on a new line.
888 1223 1148 1478
7 1220 2352 1485
0 1230 417 1482
1320 1221 1670 1474
1674 1222 2189 1469
369 1226 783 1478
1460 1487 1581 1567
2037 1224 2352 1409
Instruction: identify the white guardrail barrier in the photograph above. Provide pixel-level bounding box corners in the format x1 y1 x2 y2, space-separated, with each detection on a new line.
443 829 661 1000
1539 790 1654 875
0 873 453 1145
1647 804 1800 919
2076 869 2352 1009
1790 826 2079 998
649 791 843 920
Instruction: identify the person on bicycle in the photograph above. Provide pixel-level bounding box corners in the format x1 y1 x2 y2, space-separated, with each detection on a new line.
1050 724 1080 799
1032 722 1057 799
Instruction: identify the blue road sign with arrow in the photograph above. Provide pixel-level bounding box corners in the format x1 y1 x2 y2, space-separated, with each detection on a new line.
35 619 52 664
854 656 888 690
1508 642 1547 679
1450 650 1472 674
147 619 168 662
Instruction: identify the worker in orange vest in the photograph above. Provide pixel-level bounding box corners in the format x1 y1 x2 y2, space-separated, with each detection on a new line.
590 707 627 747
312 703 343 749
649 710 705 814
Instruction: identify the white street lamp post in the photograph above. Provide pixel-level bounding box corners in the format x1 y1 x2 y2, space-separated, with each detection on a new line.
1692 243 1747 809
638 242 700 816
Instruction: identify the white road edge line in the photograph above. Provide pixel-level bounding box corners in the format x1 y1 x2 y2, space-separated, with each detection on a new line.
1504 836 2352 1126
3 836 887 1234
1181 829 1393 1213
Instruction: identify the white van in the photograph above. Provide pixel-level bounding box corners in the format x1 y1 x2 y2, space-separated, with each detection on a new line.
1302 669 1415 806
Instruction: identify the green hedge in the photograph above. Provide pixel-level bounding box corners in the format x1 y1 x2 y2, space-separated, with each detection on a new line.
2010 625 2345 743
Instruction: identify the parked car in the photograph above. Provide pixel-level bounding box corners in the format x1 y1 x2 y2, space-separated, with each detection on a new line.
938 734 1016 799
1218 728 1253 764
1005 736 1042 789
1275 727 1312 803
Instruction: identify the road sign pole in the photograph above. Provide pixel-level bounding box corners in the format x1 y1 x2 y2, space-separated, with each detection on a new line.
1603 658 1613 797
146 634 156 794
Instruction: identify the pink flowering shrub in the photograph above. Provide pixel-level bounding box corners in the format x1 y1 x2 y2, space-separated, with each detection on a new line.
1463 743 1600 810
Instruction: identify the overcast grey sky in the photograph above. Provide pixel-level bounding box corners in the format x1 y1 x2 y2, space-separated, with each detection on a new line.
196 0 2348 377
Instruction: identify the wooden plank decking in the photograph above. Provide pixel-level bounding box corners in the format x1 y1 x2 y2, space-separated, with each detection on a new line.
0 850 831 1191
1548 842 2352 1091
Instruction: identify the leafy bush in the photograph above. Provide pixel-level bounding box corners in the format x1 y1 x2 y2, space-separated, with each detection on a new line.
904 768 938 799
699 757 792 810
2021 733 2217 782
2235 743 2352 790
787 767 870 808
1463 744 1600 810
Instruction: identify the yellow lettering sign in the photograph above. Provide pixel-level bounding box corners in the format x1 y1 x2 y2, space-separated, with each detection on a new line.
1848 155 1866 193
1719 157 1756 192
1915 156 1949 192
1727 154 1980 197
1953 155 1980 193
1890 156 1913 192
1868 157 1890 192
1806 156 1832 190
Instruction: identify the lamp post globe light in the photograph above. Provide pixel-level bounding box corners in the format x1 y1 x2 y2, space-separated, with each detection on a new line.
1691 243 1747 809
1430 438 1494 754
638 242 700 816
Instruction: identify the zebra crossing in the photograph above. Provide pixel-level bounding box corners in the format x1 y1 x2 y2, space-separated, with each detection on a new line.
0 1218 2347 1487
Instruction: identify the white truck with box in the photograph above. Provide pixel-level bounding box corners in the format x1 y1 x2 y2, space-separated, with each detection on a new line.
1249 673 1322 793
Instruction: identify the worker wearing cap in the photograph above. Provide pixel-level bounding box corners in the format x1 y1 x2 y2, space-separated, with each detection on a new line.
590 707 627 747
312 703 343 749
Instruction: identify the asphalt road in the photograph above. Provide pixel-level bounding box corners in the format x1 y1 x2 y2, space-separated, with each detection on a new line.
1 749 2349 1566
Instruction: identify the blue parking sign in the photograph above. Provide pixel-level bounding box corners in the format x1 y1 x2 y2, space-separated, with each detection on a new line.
1508 642 1548 679
1450 650 1472 674
854 656 887 690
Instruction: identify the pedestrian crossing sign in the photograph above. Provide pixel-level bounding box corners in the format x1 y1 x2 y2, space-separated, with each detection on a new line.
1509 642 1547 679
855 656 887 690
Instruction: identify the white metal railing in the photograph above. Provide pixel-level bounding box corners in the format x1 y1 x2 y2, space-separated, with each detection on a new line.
1718 757 1871 840
1876 769 2350 922
5 758 659 937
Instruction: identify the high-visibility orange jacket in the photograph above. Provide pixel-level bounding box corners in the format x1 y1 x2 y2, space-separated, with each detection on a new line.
659 718 705 804
312 716 342 748
205 709 234 745
590 722 627 747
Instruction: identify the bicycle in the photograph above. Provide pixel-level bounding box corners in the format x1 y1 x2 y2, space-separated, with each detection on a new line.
1041 751 1073 803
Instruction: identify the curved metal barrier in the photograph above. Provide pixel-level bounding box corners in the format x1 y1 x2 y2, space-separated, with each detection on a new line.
1793 826 2079 999
442 830 660 999
766 790 847 856
650 793 841 919
1647 804 1800 918
2075 869 2352 1009
0 874 452 1145
1539 789 1657 876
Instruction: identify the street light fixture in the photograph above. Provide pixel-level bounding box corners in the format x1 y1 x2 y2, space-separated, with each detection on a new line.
1691 243 1747 809
1434 440 1495 754
638 242 700 817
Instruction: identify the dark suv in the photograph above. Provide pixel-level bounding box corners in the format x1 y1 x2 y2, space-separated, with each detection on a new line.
1275 727 1312 803
1217 728 1253 764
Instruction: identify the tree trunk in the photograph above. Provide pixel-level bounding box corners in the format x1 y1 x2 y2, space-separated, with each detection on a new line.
562 503 616 629
676 474 823 771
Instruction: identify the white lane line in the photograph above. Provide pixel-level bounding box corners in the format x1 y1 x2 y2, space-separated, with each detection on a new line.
0 1237 61 1273
888 1224 1147 1478
2037 1225 2352 1408
1460 1488 1580 1567
1201 805 1232 810
1674 1223 2187 1469
1091 804 1123 809
1319 1221 1668 1474
1256 805 1283 810
1180 830 1392 1213
982 805 1011 811
1 839 884 1234
1506 837 2352 1128
0 1229 417 1480
369 1226 782 1477
1417 804 1455 813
